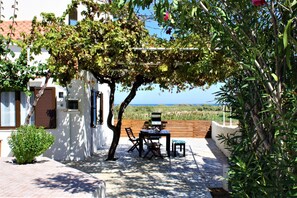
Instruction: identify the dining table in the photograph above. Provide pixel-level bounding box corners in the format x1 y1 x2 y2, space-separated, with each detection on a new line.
138 129 171 157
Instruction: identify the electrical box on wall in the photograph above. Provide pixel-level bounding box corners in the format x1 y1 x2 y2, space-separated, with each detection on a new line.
67 98 79 110
57 91 67 110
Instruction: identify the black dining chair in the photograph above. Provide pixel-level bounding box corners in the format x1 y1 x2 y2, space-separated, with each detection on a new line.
125 127 140 152
151 112 162 130
143 138 163 159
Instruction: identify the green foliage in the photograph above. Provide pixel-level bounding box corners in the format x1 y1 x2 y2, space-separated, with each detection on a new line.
0 46 46 93
28 0 236 160
212 1 296 195
217 78 297 197
8 125 55 164
0 3 47 94
114 104 224 121
28 1 234 89
117 0 297 196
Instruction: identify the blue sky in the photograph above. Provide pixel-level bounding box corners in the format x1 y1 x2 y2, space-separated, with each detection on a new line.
115 9 223 105
114 83 224 105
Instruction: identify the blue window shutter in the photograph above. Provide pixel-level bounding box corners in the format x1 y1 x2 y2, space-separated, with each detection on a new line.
91 89 97 128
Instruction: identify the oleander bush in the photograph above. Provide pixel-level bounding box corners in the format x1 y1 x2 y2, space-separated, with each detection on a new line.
8 125 55 164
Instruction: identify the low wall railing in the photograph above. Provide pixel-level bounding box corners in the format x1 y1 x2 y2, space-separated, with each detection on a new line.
117 119 212 138
211 121 240 157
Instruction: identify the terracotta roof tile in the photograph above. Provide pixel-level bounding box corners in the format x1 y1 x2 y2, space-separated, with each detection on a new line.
0 21 32 40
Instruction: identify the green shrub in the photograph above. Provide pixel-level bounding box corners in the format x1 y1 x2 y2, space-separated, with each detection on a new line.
8 125 55 164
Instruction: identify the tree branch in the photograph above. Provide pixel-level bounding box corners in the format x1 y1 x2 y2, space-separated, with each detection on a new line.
24 71 51 125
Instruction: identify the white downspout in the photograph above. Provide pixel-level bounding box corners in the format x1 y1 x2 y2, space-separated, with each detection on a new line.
69 113 73 160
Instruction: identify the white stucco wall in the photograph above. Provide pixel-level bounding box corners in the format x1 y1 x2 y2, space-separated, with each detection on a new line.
0 130 14 157
97 83 113 148
42 71 113 161
211 121 240 157
0 0 113 160
3 0 71 21
2 0 108 22
0 42 112 161
0 71 113 160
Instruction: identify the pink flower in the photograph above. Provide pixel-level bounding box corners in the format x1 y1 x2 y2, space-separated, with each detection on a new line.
252 0 266 6
164 12 170 21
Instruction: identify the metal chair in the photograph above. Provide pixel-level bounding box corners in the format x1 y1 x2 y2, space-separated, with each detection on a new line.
125 127 140 152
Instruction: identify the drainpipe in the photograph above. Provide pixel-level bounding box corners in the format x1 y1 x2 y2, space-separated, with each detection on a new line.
26 46 31 125
91 127 93 154
69 112 74 160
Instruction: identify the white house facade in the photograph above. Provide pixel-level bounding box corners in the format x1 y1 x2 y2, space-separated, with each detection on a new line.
0 0 113 160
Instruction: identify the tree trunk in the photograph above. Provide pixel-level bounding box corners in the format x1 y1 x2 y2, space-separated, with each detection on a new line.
106 75 145 160
24 72 51 125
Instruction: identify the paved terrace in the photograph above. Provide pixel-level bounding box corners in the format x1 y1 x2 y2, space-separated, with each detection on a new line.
64 138 229 197
0 138 228 197
0 157 105 197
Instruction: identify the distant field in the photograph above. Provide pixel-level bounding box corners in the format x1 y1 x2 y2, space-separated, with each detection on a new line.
114 104 227 122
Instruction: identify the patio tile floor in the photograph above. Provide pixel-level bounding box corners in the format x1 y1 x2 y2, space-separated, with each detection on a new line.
63 138 228 198
0 138 228 197
0 157 105 197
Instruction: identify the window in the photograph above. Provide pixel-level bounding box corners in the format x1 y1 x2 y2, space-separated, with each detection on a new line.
0 88 56 129
99 92 103 125
67 99 79 110
1 92 16 127
68 8 78 26
90 90 103 127
0 91 33 128
91 90 97 128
